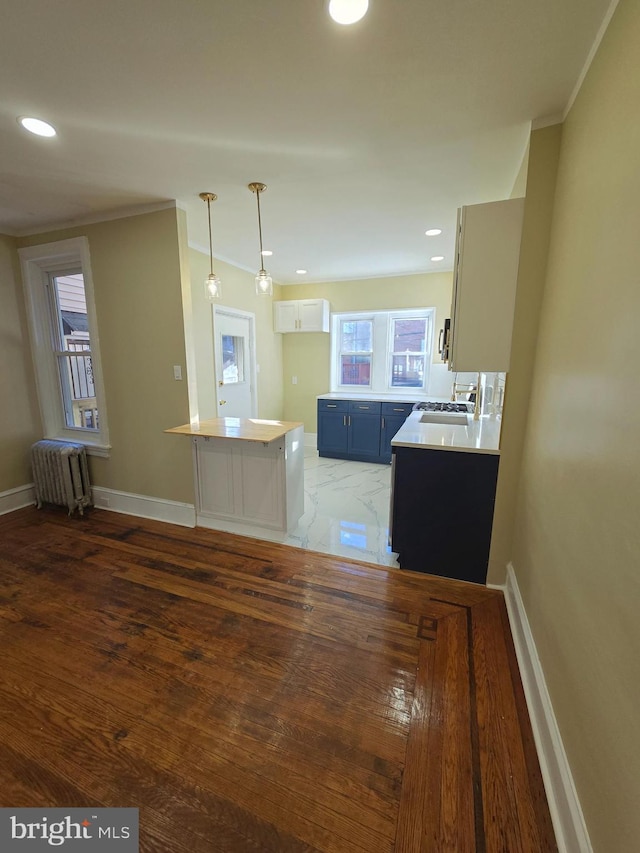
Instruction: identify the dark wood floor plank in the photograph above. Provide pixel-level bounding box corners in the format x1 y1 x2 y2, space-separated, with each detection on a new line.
395 611 476 853
0 506 557 852
472 597 558 853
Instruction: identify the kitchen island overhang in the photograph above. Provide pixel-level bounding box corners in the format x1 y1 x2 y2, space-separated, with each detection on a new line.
166 418 305 533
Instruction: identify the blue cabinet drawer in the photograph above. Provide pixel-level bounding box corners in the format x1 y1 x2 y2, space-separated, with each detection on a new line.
318 399 349 413
381 402 414 416
348 400 381 414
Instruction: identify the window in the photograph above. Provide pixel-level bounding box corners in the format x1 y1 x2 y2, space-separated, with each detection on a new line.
221 334 245 384
339 319 372 386
19 237 110 455
331 308 434 395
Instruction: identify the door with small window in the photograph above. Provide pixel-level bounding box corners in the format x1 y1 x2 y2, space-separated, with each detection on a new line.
213 307 257 418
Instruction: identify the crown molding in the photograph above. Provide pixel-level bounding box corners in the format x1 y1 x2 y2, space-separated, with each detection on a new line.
563 0 620 120
15 200 178 237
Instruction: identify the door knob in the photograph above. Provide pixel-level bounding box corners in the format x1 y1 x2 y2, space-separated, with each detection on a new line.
218 380 224 386
219 400 227 405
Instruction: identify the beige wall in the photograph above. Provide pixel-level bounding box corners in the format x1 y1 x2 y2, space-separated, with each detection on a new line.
17 208 194 504
487 124 563 582
279 273 453 431
511 1 640 849
188 249 284 421
0 233 42 490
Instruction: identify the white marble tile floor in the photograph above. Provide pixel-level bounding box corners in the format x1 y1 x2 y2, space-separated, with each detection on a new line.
200 449 400 568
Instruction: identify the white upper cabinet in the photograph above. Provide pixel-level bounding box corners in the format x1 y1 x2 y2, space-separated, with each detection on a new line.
447 198 525 373
274 298 330 333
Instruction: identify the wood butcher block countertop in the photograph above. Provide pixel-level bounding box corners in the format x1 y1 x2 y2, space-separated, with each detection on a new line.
165 417 304 443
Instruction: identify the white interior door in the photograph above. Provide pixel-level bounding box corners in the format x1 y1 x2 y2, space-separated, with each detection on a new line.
213 307 257 418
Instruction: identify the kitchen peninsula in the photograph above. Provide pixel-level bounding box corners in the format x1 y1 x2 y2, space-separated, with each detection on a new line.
390 411 501 584
166 418 304 532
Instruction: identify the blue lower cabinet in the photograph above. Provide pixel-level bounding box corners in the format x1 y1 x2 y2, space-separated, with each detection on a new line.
317 410 348 454
317 399 413 463
347 412 381 458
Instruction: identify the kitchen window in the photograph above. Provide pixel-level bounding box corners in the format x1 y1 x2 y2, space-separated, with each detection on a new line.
331 308 434 394
19 237 110 456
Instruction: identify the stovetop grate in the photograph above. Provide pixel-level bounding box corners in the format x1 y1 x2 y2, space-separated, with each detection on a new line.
412 401 470 413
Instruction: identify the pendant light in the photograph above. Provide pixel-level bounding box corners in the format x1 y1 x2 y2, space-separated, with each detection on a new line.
199 191 221 300
248 182 273 296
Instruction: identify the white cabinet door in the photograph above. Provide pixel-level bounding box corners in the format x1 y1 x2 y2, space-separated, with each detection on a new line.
196 438 235 516
448 198 524 372
274 299 330 333
274 301 299 333
298 299 329 332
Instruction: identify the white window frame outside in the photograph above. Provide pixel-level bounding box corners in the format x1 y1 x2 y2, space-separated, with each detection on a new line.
330 308 435 396
20 237 111 456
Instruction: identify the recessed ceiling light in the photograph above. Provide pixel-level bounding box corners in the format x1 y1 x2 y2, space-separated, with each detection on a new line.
328 0 369 25
431 256 445 262
261 249 273 256
18 116 57 137
296 269 307 275
425 228 442 236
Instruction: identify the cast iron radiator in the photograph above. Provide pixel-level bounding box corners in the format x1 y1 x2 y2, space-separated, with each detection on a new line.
31 439 92 516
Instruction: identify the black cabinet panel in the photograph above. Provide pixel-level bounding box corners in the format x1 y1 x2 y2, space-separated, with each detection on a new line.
391 446 499 584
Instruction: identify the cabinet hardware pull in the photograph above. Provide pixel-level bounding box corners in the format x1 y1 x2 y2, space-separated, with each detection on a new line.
343 415 346 426
348 416 351 426
327 404 337 408
393 408 404 412
382 417 385 428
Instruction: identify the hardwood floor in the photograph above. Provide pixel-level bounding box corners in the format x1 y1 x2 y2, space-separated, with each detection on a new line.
0 506 557 852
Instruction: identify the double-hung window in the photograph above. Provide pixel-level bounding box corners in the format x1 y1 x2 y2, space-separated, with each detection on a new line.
331 308 434 395
19 237 110 455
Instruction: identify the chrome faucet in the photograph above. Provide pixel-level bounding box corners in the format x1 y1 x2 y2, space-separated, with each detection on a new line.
452 373 482 420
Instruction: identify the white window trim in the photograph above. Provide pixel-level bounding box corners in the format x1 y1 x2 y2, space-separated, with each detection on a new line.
19 237 111 457
330 308 435 396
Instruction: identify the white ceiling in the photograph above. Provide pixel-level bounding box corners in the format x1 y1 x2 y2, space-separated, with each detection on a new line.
0 0 612 283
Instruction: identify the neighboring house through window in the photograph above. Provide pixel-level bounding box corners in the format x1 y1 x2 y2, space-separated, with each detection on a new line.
331 308 434 395
19 237 110 456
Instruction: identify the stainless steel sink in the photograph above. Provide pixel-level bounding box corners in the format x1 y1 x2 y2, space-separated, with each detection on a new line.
419 412 468 425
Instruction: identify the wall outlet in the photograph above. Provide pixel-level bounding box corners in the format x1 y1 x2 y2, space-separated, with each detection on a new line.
292 375 298 385
173 364 183 380
95 494 110 507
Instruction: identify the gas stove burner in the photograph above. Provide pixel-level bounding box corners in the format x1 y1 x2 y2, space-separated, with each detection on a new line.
412 401 470 413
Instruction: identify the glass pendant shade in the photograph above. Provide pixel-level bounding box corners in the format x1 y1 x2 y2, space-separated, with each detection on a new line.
205 273 221 301
255 270 273 296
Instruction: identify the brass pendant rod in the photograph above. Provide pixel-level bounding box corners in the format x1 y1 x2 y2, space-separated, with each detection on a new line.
206 197 214 276
199 191 217 276
256 190 266 274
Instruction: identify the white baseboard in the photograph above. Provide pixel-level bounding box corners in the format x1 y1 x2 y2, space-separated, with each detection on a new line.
0 483 36 515
92 486 195 528
498 562 593 853
304 432 317 449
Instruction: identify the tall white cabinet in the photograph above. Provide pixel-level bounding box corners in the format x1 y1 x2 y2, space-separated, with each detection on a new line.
446 198 525 373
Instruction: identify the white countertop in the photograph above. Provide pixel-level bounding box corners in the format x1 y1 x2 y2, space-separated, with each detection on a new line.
317 392 454 403
391 411 501 455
